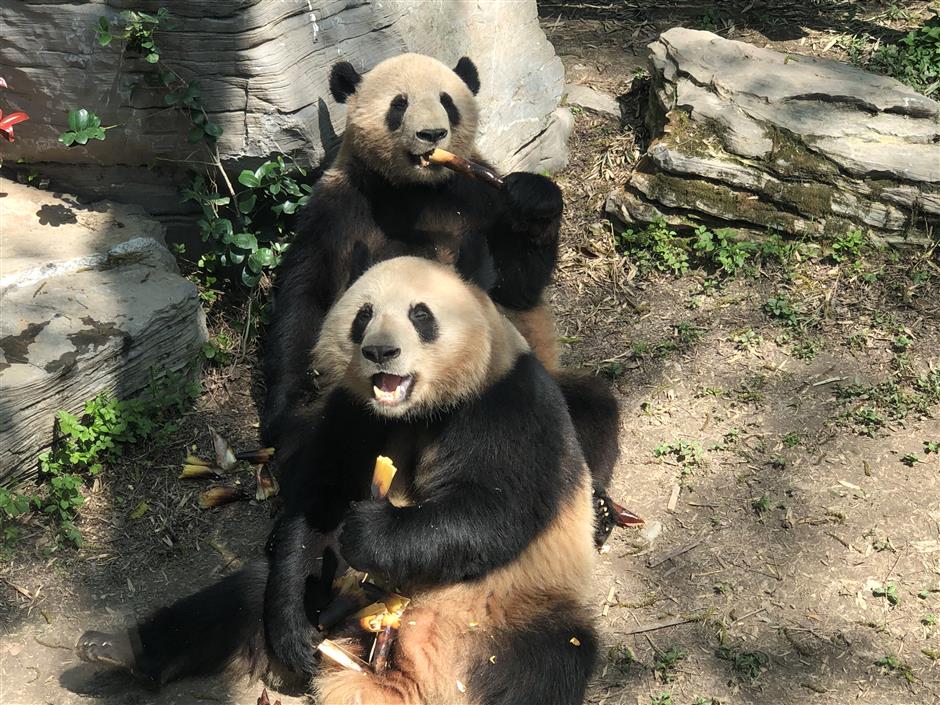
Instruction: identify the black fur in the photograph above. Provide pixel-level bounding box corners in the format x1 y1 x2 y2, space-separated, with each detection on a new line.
385 94 408 131
329 60 361 103
466 603 597 705
440 91 461 125
349 303 372 344
408 302 438 343
454 56 480 95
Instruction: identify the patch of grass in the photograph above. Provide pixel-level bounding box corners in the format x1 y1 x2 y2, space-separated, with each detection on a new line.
922 613 937 626
875 653 916 685
653 647 686 683
650 693 673 705
900 453 921 467
924 440 940 454
837 371 940 436
870 14 940 94
716 645 768 682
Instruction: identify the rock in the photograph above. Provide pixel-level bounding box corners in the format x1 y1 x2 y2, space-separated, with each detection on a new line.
0 179 207 487
607 28 940 243
564 84 621 118
0 1 566 219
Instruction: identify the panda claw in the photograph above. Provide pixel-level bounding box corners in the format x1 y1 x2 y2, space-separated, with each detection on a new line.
76 630 135 671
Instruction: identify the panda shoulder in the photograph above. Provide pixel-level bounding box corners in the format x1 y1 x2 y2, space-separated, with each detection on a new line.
474 352 568 422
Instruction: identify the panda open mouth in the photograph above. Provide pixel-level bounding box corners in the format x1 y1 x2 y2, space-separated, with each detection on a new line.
371 373 415 406
409 151 436 168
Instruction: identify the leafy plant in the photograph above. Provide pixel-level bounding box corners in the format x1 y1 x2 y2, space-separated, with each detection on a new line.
751 493 772 515
871 14 940 94
831 228 866 263
654 440 704 467
873 581 901 606
182 155 310 288
875 653 916 685
58 108 114 146
653 647 685 683
650 693 673 705
693 225 756 275
716 645 768 682
616 219 689 275
2 372 199 547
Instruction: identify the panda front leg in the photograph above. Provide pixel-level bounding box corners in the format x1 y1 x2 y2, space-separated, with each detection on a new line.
76 560 273 686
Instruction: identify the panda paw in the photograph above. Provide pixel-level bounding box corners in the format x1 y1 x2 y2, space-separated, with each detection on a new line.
502 172 563 228
265 610 322 676
337 502 390 575
76 630 136 671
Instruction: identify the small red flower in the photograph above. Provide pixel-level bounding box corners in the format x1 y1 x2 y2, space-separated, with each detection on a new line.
0 109 30 142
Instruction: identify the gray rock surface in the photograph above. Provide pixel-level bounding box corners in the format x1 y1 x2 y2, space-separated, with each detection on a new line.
564 83 621 118
608 28 940 243
0 1 567 216
0 179 207 487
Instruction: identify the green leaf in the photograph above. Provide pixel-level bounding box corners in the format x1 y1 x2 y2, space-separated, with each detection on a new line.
145 52 160 63
97 31 112 47
238 193 257 214
238 171 261 188
241 268 260 288
187 125 205 143
233 232 258 250
203 121 223 138
280 200 299 215
248 247 275 273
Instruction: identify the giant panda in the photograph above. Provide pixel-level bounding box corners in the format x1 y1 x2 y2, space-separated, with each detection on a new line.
261 52 620 509
77 257 598 704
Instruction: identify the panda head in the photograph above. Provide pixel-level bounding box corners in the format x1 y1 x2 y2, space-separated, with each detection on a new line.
314 257 526 419
330 53 481 185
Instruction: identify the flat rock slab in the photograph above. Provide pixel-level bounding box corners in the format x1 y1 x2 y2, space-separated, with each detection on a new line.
564 83 621 118
608 28 940 243
0 179 206 486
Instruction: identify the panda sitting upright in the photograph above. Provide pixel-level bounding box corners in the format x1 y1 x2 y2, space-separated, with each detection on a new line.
262 53 619 494
77 258 599 705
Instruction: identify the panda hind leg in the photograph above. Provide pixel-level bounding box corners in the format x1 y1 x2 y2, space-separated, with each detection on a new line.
76 560 271 686
466 604 598 705
555 370 620 490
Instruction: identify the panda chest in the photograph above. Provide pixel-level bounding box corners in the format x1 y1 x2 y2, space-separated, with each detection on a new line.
371 190 478 264
379 427 441 507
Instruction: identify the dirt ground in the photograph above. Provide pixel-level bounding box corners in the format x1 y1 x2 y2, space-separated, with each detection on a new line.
2 2 939 704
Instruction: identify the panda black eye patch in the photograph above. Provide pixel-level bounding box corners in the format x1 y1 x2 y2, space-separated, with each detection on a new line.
408 303 438 343
385 94 409 131
350 303 373 344
440 92 461 126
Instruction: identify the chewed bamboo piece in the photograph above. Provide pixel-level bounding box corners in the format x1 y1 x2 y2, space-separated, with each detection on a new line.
371 455 398 500
425 148 504 190
317 639 368 672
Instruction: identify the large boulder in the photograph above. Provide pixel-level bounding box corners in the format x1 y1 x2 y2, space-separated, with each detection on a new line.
0 179 207 487
0 1 569 219
607 28 940 243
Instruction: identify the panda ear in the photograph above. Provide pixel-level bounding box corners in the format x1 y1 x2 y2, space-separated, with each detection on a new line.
329 61 362 103
453 56 480 95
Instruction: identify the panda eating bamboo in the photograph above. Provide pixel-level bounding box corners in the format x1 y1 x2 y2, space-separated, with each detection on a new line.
77 257 599 704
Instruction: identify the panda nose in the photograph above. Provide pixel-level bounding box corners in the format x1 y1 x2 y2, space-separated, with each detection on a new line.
362 345 401 364
416 128 447 144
